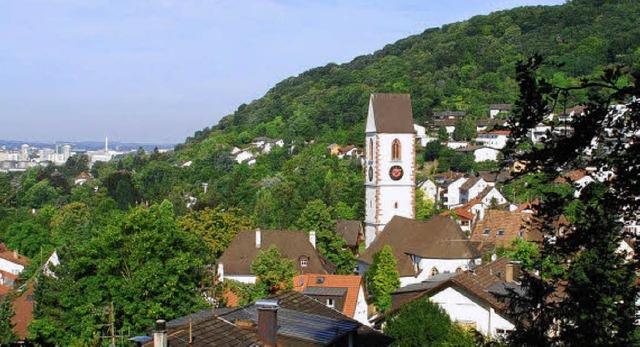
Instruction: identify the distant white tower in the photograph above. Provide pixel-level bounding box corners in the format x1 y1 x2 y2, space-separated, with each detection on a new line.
20 144 29 161
105 137 109 153
364 93 416 248
62 144 71 160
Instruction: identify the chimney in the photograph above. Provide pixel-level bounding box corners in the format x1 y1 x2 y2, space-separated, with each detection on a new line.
217 263 224 282
256 299 278 347
153 319 167 347
505 263 514 283
13 249 19 259
256 228 262 248
309 230 316 249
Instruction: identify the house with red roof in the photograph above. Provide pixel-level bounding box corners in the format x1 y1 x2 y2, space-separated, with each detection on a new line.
476 130 511 149
0 243 30 276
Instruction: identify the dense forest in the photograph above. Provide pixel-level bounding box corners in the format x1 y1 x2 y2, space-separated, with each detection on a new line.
1 0 640 344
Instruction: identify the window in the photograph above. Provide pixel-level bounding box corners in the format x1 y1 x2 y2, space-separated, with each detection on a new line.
394 202 398 209
368 139 373 160
326 298 335 308
517 230 525 238
391 139 401 160
431 267 439 276
299 256 309 267
497 229 505 236
483 228 490 235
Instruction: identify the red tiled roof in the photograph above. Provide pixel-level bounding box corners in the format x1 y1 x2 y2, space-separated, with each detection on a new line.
11 283 34 339
554 169 588 183
0 269 19 281
75 172 92 180
0 243 30 267
478 130 511 135
440 208 475 221
471 210 533 247
292 274 363 318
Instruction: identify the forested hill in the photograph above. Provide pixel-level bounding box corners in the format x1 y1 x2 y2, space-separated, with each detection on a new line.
178 0 640 154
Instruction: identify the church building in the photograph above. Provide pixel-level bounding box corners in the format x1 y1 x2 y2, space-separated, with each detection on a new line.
364 93 416 247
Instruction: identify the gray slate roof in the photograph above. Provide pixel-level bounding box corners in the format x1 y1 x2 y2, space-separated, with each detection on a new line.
220 306 359 345
303 287 348 296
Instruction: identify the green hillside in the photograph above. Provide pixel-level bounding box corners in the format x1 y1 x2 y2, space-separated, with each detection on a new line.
179 0 640 153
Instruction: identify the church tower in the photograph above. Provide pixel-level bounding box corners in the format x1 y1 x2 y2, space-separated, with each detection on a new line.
364 93 415 248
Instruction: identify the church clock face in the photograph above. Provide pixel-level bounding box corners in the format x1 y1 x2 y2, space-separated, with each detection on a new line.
368 166 374 182
389 165 404 180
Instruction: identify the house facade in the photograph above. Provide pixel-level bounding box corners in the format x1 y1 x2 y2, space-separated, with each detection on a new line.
218 229 332 284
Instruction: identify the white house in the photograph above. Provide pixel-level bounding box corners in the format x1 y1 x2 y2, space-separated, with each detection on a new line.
417 179 438 203
459 177 489 206
489 104 512 119
234 150 256 166
473 147 501 162
0 243 29 276
218 229 332 284
386 257 517 338
443 177 468 209
262 139 285 154
476 130 510 149
446 141 469 149
358 216 482 288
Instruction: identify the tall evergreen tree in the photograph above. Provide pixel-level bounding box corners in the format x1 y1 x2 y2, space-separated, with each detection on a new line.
365 245 400 313
0 296 17 344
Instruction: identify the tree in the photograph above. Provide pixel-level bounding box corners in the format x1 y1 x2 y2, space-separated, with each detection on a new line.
21 179 59 209
423 140 443 162
437 126 449 142
177 206 254 260
452 117 476 141
251 245 298 294
505 56 640 346
31 201 210 345
365 245 400 313
415 189 435 220
384 296 475 347
0 295 17 344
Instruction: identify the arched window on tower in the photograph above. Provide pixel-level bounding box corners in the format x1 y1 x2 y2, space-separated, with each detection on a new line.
391 139 401 160
369 139 373 160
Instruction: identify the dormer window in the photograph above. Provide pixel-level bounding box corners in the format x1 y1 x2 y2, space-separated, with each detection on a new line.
431 267 439 277
391 139 401 160
326 298 335 308
299 256 309 267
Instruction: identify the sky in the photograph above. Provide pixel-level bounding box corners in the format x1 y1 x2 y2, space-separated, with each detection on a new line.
0 0 565 144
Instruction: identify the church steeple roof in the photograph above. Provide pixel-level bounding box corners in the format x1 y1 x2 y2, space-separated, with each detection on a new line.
368 93 414 134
